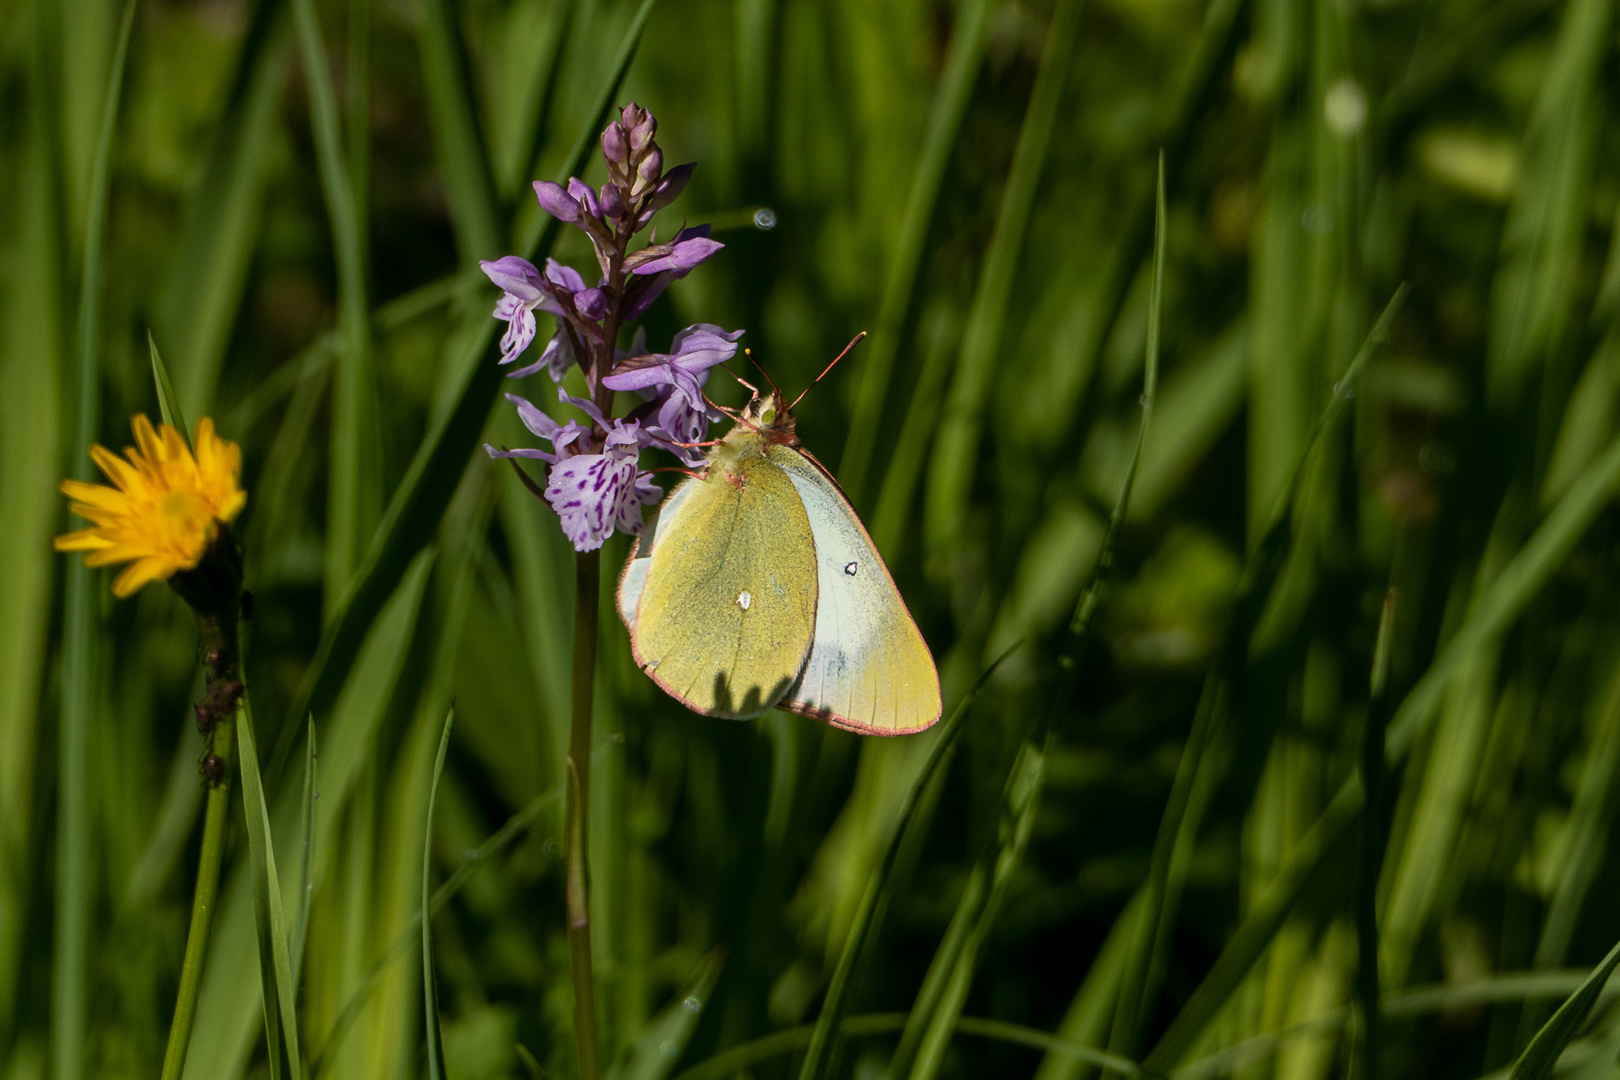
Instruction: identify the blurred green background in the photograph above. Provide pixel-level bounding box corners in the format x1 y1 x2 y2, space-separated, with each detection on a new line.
7 0 1620 1075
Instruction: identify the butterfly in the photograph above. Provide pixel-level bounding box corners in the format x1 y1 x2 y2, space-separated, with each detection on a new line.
616 384 941 735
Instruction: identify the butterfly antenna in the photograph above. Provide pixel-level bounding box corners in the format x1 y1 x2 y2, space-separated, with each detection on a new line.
702 390 762 435
789 331 867 412
745 348 784 404
644 465 707 481
719 364 760 399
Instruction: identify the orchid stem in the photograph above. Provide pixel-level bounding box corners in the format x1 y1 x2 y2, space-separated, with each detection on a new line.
568 549 602 1080
159 605 242 1080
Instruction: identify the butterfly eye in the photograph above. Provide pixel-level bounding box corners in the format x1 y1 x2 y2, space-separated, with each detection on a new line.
761 406 776 425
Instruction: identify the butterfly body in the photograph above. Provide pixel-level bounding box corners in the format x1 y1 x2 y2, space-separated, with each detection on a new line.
617 394 941 734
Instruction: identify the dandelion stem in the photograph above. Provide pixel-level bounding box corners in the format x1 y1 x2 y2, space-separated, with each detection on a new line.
159 720 234 1080
159 595 243 1080
568 549 602 1080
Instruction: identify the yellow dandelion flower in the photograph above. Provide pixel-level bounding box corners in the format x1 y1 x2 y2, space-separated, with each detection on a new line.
55 414 247 598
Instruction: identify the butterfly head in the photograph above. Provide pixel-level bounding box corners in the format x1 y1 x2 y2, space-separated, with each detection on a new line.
741 391 798 445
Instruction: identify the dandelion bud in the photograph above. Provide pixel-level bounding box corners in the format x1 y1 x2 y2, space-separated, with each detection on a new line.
216 680 244 709
205 648 227 672
194 702 216 734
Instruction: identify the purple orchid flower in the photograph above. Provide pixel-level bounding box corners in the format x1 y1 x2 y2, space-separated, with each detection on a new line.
605 324 742 466
604 324 743 405
482 393 589 462
480 256 588 369
482 105 742 552
622 226 724 321
545 423 664 552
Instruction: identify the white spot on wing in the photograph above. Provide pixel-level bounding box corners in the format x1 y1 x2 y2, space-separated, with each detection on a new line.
844 561 858 576
737 590 752 611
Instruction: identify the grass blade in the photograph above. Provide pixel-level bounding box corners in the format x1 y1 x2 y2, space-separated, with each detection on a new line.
1142 373 1620 1069
422 709 453 1080
923 0 1086 563
147 331 191 449
236 694 303 1080
290 719 316 986
273 0 657 772
1386 426 1620 760
1115 285 1407 1058
1508 939 1620 1080
682 1014 1137 1080
55 6 136 1079
796 646 1017 1080
1143 782 1363 1073
156 0 286 421
837 0 994 504
290 0 382 608
416 0 500 259
604 950 725 1080
900 154 1166 1080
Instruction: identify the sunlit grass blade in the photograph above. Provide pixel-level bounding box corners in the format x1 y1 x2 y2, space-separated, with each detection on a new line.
148 331 191 449
837 0 993 505
922 0 1085 563
1113 285 1407 1058
237 695 303 1080
291 719 316 985
1508 939 1620 1080
275 0 657 770
422 709 453 1080
55 6 136 1079
796 645 1017 1080
604 949 724 1080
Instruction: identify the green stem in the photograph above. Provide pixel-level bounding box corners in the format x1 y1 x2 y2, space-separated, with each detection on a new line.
568 549 602 1080
160 534 246 1080
159 718 235 1080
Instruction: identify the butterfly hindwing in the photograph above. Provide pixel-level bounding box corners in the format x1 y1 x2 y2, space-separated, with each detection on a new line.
768 445 942 734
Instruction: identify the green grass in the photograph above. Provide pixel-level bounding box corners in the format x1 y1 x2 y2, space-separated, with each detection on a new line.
11 0 1620 1076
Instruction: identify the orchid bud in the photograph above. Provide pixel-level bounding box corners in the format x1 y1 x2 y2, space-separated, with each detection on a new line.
602 123 628 167
637 147 663 192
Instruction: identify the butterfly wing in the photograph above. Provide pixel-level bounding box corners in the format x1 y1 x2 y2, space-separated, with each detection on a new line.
619 455 819 719
768 445 942 734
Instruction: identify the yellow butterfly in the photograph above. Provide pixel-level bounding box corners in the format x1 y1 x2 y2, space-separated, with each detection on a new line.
616 386 941 735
